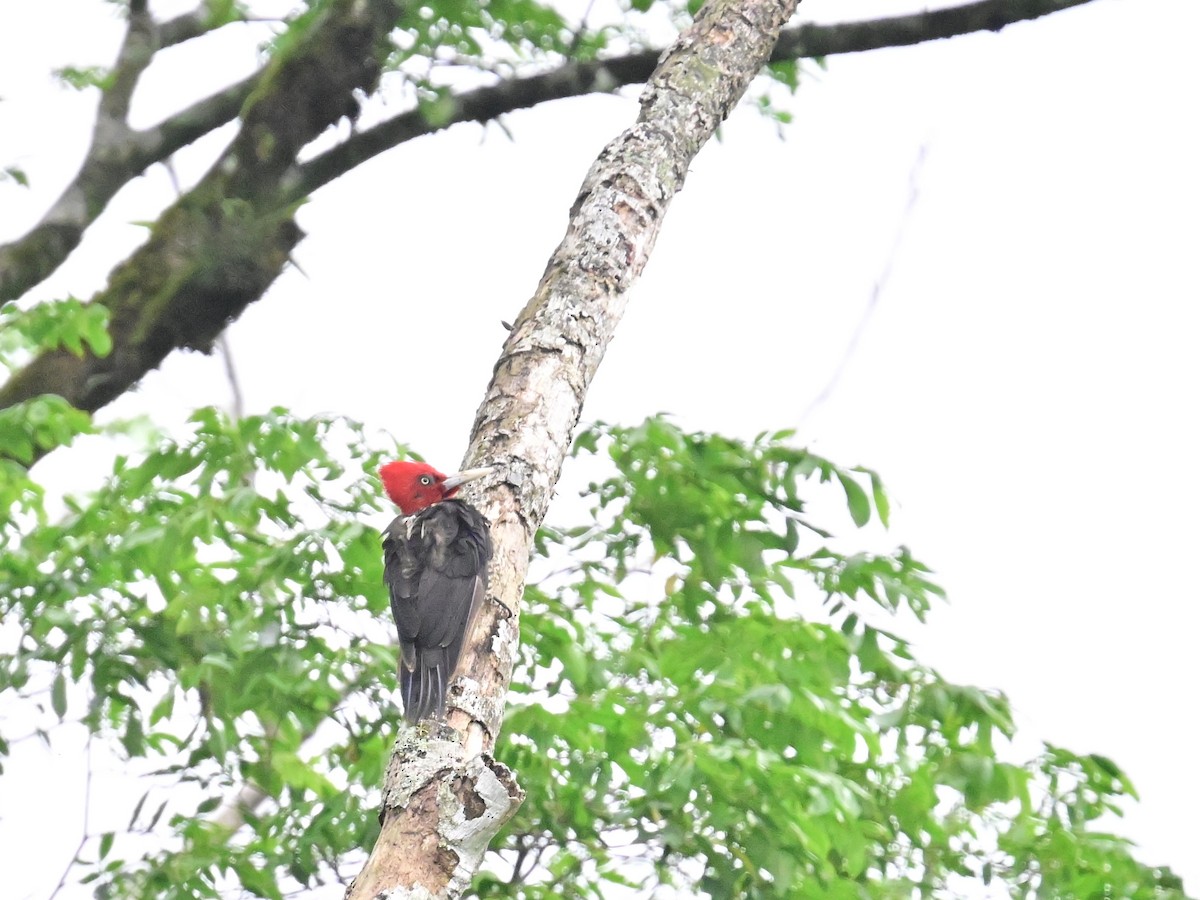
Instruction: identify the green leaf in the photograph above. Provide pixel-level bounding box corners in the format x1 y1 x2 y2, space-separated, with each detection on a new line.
767 59 800 93
0 394 93 464
417 89 459 128
868 469 890 527
121 713 145 757
836 471 871 527
2 165 30 187
202 0 246 28
51 671 67 719
127 791 149 830
53 66 114 91
0 297 111 360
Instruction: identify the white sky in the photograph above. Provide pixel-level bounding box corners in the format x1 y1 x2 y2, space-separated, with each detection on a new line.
2 0 1198 896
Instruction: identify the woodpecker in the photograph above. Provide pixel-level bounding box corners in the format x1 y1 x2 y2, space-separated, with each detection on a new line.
379 460 493 724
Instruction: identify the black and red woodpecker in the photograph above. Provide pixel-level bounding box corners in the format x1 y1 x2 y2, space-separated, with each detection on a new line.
379 461 492 724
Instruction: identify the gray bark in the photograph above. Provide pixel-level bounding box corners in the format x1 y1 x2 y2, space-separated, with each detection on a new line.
346 0 801 894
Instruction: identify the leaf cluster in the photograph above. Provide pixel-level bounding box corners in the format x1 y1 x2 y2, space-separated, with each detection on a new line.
0 410 1188 898
0 297 113 370
489 419 1187 898
1 407 401 897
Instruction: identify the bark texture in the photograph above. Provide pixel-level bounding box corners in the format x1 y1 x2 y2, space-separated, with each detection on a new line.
347 0 799 894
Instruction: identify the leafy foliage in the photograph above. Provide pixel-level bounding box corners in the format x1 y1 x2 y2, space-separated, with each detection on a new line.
490 419 1186 898
0 408 1187 898
1 164 30 187
53 65 115 92
0 2 1185 896
0 394 93 466
1 297 112 367
1 408 399 896
375 0 807 120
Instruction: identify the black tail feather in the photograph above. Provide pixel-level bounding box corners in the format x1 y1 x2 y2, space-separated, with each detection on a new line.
400 649 449 724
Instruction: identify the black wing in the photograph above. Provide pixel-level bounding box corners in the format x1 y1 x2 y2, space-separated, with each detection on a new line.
382 499 491 723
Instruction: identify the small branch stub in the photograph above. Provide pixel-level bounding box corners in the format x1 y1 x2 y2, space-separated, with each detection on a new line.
345 731 524 899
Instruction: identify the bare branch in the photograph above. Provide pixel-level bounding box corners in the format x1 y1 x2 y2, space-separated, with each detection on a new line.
293 0 1098 198
0 0 1102 440
159 9 216 48
0 3 291 303
100 2 155 124
0 0 274 306
160 3 282 47
291 50 662 199
775 0 1095 58
218 335 245 420
0 0 401 425
799 143 928 425
209 782 269 834
49 730 94 899
0 3 162 302
0 69 261 304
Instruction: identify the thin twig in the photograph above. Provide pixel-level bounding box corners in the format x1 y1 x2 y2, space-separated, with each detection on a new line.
798 141 929 426
568 0 599 56
219 335 245 421
48 729 94 900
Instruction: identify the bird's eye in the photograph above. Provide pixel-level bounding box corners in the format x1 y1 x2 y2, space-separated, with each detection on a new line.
420 475 434 485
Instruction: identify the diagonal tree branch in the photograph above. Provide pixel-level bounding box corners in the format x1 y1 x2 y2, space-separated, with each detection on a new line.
159 8 237 48
1 1 156 302
0 0 402 416
292 0 1097 199
158 9 212 48
0 6 265 304
100 0 154 125
346 0 802 892
0 0 1100 438
773 0 1095 57
0 71 262 304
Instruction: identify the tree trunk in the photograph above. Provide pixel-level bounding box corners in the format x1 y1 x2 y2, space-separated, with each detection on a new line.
345 0 801 895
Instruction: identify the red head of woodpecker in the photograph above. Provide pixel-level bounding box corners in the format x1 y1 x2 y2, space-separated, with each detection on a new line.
380 461 492 515
378 460 493 724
